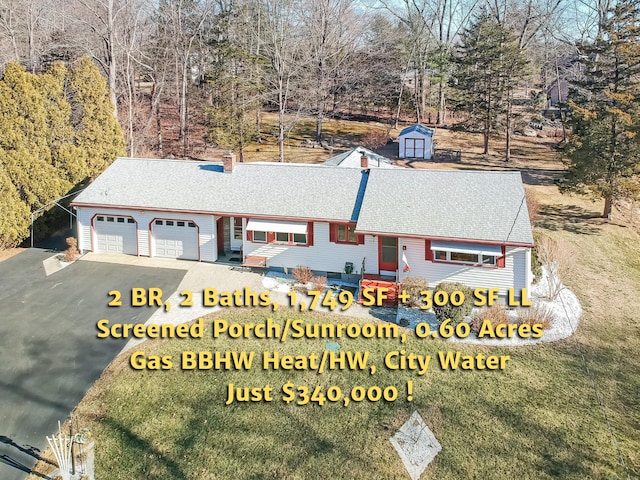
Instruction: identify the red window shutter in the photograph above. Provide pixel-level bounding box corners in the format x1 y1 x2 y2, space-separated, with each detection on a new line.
267 232 275 243
247 229 253 242
307 222 314 246
497 246 506 268
425 240 433 261
356 233 365 245
329 224 337 243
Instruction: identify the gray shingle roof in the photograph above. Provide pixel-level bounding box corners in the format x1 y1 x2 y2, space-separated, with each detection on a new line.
73 157 533 245
356 169 533 245
72 158 366 222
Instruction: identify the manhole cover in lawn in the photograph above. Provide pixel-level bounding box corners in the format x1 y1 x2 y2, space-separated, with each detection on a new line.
390 411 441 480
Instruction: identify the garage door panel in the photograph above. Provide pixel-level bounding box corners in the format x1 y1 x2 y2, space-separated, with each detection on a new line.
94 216 137 255
153 220 198 260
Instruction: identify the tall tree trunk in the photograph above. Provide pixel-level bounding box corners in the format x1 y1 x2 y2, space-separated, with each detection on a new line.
278 106 285 162
256 109 262 142
278 70 285 162
484 93 491 154
505 92 512 162
603 197 613 220
436 83 445 125
315 105 324 143
107 0 118 118
125 53 135 156
150 80 163 156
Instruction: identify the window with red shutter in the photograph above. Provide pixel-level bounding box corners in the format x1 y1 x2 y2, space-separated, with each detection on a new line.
425 240 434 261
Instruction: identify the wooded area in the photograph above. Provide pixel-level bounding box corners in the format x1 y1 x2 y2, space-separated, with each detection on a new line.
0 0 639 245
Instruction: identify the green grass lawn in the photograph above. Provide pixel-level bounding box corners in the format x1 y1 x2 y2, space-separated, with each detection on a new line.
27 120 640 479
33 216 640 479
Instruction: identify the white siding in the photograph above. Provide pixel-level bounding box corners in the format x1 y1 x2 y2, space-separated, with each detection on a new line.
243 222 379 274
76 207 93 253
513 247 531 292
397 237 530 296
75 207 217 262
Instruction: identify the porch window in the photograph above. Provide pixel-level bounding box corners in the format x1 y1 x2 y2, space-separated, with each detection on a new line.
253 231 267 242
246 219 313 246
427 241 504 267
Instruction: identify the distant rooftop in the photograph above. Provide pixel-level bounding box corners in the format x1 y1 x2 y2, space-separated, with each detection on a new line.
323 146 394 169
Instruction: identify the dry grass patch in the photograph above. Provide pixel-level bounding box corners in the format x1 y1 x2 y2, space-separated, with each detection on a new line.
240 113 388 163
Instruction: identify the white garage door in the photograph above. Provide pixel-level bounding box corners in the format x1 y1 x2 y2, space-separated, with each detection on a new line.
153 219 199 260
94 215 137 254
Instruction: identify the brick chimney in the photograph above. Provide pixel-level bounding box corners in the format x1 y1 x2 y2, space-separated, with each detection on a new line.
222 151 236 172
360 151 368 169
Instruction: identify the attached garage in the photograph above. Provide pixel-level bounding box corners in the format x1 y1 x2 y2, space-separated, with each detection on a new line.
94 215 137 254
151 219 199 260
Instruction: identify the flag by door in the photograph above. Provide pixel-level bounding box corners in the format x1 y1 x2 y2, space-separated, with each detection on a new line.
402 252 410 272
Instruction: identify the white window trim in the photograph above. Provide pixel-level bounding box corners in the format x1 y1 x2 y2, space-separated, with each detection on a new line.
432 241 501 267
433 249 498 266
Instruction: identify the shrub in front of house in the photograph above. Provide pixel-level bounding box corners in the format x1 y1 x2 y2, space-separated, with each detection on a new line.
309 276 327 293
531 230 543 282
292 266 313 284
399 276 429 307
516 304 554 330
432 282 474 325
470 303 511 333
64 237 80 262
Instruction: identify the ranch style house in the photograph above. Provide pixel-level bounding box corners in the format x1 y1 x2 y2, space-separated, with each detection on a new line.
71 152 534 296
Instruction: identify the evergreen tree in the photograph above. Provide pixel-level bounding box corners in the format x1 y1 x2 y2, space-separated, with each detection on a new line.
0 167 30 249
0 58 123 248
450 13 530 159
0 63 68 210
69 56 125 177
39 62 89 185
206 7 260 161
560 0 640 219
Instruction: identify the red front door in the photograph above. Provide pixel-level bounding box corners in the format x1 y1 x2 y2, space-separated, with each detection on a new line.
379 236 398 272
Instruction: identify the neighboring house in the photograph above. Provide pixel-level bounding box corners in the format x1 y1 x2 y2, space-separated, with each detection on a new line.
398 124 434 160
71 154 534 296
547 80 569 106
323 146 394 169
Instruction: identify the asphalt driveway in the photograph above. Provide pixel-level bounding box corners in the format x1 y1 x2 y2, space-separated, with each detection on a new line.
0 249 186 480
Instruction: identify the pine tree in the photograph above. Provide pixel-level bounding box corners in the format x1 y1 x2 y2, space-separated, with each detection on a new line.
69 56 125 177
39 62 89 185
206 9 260 161
560 0 640 219
451 13 530 159
0 62 68 210
0 166 30 249
0 58 124 249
